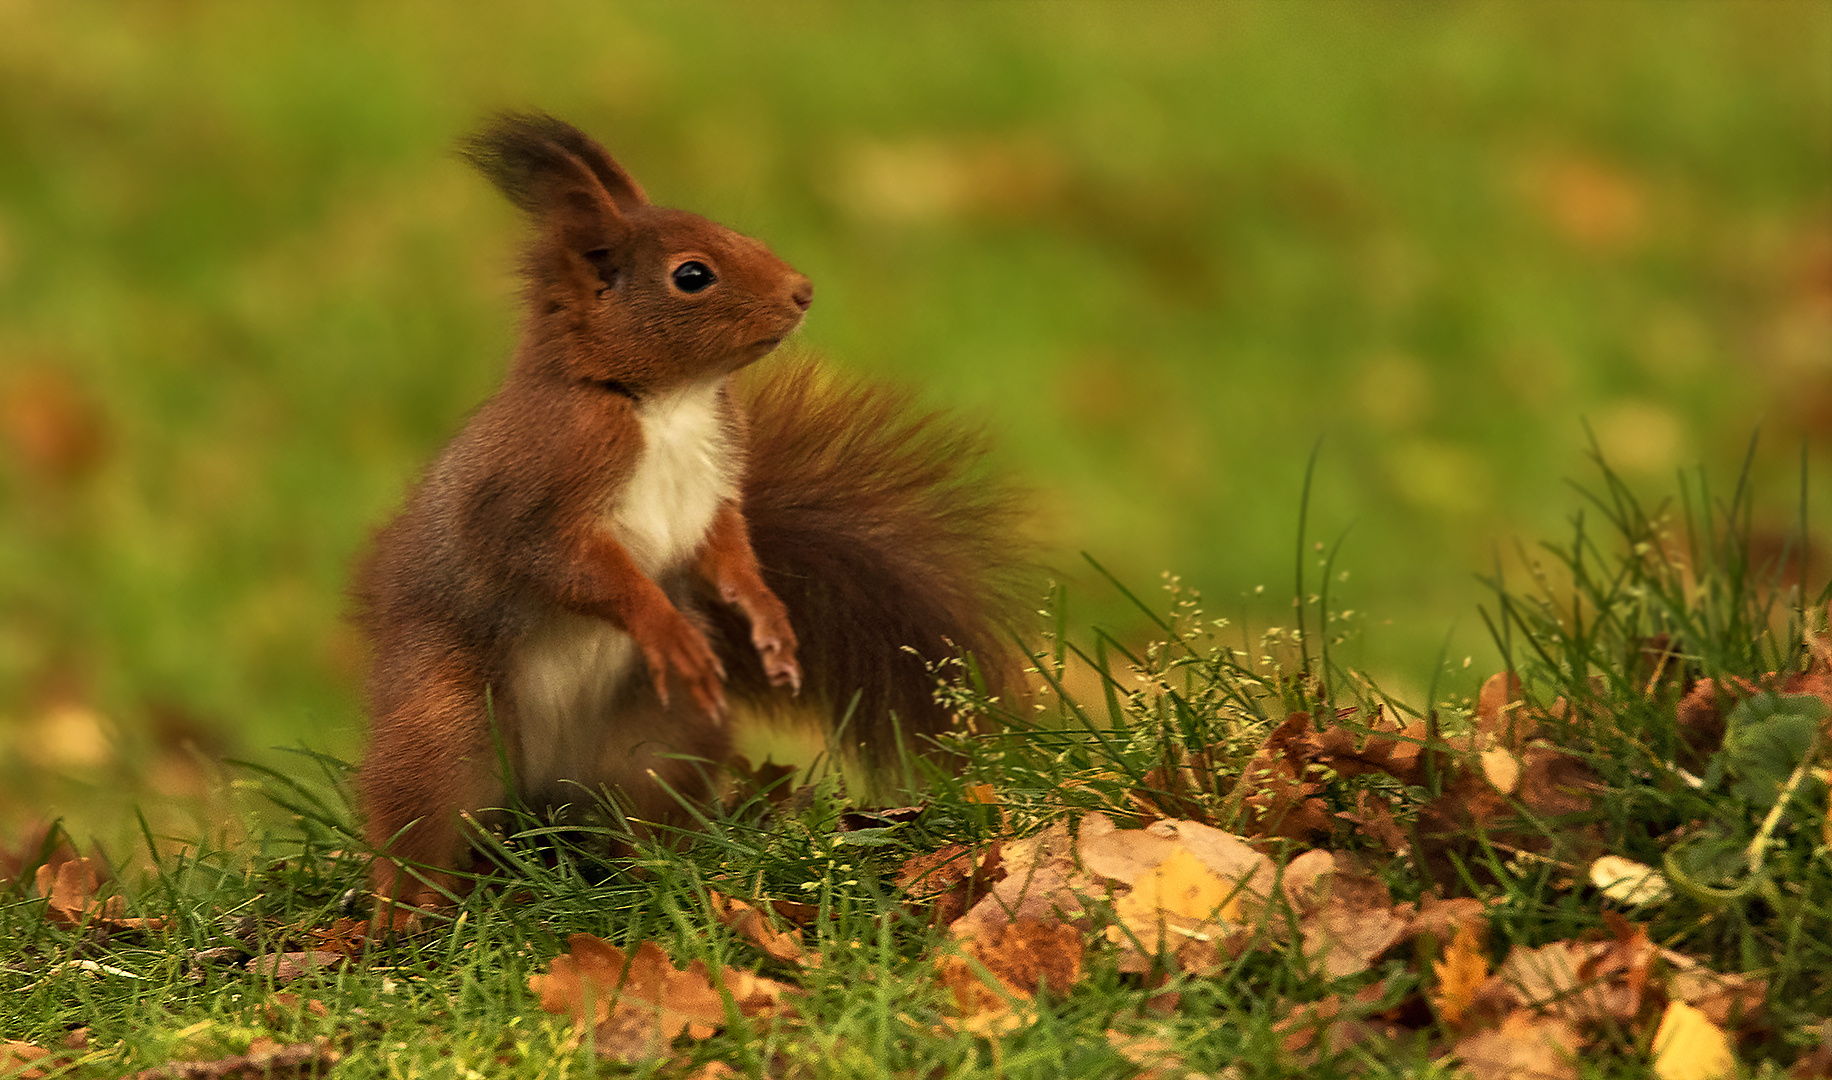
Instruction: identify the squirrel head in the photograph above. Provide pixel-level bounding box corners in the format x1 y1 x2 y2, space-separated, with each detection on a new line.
462 113 813 394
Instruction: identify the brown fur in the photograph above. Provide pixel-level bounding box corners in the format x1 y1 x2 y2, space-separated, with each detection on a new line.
353 113 1024 920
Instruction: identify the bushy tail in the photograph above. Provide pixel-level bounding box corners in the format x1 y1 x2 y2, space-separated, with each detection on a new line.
705 358 1029 774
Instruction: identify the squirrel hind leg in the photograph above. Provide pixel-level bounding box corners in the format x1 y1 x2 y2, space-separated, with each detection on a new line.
571 674 737 850
358 661 506 924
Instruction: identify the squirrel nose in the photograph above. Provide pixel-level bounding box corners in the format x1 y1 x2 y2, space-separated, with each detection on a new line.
789 276 813 312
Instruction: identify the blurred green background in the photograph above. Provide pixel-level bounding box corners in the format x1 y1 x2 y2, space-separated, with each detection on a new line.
2 1 1829 835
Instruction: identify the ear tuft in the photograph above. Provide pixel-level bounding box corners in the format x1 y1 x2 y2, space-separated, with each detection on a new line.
460 112 648 215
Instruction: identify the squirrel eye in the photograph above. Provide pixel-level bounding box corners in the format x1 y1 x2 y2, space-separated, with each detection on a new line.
670 260 717 294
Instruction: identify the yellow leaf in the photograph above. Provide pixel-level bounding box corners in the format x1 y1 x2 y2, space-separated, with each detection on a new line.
1588 855 1671 906
1106 846 1238 953
1652 1001 1735 1080
1480 748 1522 794
964 783 999 805
1431 919 1489 1027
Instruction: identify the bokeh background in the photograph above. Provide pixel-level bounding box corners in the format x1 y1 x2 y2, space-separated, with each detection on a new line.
2 1 1829 839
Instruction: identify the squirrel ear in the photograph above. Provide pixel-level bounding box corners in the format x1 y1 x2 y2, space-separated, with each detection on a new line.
529 118 649 212
463 113 636 291
461 112 646 216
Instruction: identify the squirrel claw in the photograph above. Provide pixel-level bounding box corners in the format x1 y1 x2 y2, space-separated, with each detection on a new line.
763 650 803 695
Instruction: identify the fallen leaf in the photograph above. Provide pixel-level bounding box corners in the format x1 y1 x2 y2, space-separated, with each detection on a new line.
837 803 925 832
1589 855 1672 906
1079 814 1276 974
938 917 1083 1036
0 1042 51 1080
1451 1009 1582 1080
1660 950 1766 1029
1275 993 1395 1066
709 891 806 965
1432 919 1489 1027
1312 714 1429 786
127 1037 340 1080
967 917 1084 998
1337 788 1409 853
1105 1028 1187 1078
1480 748 1522 794
895 842 1005 926
1652 1001 1736 1080
35 857 165 932
530 935 795 1062
0 822 78 889
303 918 370 956
1476 671 1527 748
1789 1022 1832 1079
964 783 999 805
1478 921 1655 1028
248 952 345 984
1405 894 1489 943
1280 850 1411 979
947 849 1089 941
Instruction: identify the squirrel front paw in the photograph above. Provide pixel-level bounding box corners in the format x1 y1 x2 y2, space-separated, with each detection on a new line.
734 590 800 694
632 606 728 718
753 618 802 694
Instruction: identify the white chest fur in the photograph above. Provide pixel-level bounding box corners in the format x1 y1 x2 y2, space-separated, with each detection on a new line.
507 378 739 800
610 378 738 574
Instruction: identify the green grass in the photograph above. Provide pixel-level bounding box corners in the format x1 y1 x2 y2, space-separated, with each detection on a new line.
2 455 1827 1077
2 2 1830 817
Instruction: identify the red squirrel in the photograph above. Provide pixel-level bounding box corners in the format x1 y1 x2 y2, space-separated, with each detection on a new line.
353 113 1023 915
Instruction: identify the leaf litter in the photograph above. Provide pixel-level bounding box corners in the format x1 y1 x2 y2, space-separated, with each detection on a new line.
3 600 1826 1076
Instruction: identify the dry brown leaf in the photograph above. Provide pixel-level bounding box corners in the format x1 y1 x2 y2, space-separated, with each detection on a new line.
1311 714 1429 785
1275 992 1395 1066
1476 671 1526 748
128 1037 340 1080
35 857 165 932
248 951 345 984
948 851 1090 942
1479 921 1655 1029
1280 850 1411 979
938 916 1084 1035
963 917 1084 999
1406 894 1489 944
1451 1009 1583 1080
1337 788 1410 853
302 918 370 956
1432 919 1490 1028
895 842 1005 927
530 935 795 1062
1417 741 1607 871
1660 949 1766 1029
0 1042 51 1080
1789 1023 1832 1079
0 822 78 890
709 891 806 965
1652 1002 1736 1080
1105 1028 1188 1078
